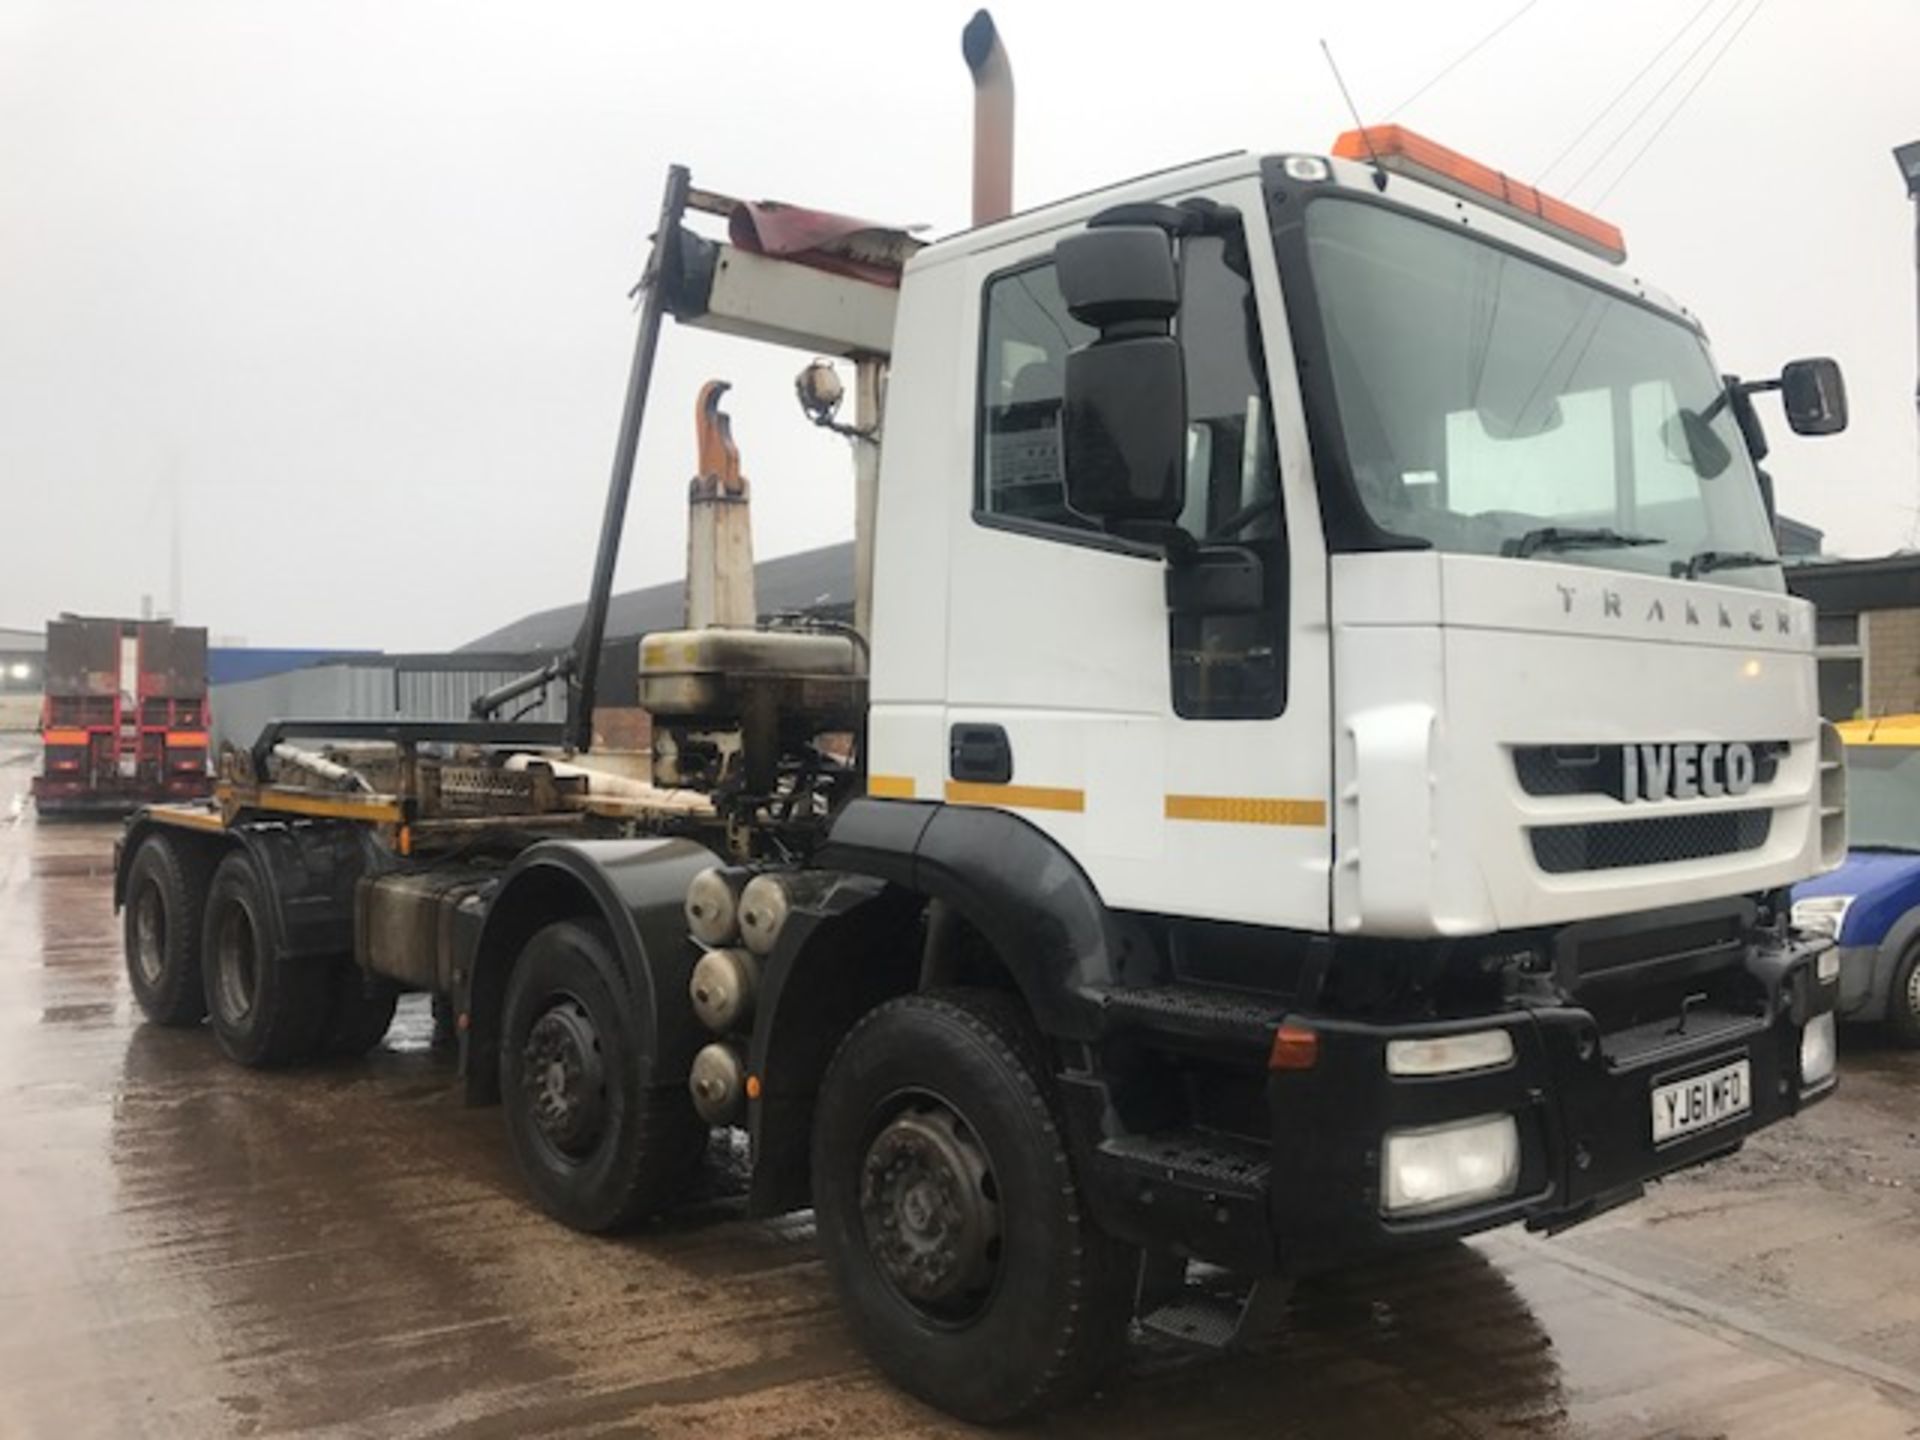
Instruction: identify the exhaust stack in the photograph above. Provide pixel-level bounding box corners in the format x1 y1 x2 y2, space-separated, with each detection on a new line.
962 10 1014 226
685 380 756 630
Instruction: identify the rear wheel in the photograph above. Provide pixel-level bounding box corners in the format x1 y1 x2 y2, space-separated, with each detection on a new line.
499 919 708 1232
810 989 1132 1424
200 851 329 1067
122 834 213 1027
1887 943 1920 1047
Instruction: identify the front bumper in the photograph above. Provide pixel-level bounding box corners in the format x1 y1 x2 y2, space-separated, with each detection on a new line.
1078 929 1836 1279
1265 930 1835 1272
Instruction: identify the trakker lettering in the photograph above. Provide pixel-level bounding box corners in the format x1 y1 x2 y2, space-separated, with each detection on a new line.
1622 741 1757 802
1554 583 1794 636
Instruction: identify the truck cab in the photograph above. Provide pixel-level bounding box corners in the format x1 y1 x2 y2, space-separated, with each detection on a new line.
872 137 1839 936
815 126 1848 1288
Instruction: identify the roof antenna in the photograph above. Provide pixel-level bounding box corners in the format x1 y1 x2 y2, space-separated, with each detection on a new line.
1319 39 1388 191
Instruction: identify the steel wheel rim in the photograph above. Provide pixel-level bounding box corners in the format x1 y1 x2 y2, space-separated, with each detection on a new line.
520 995 609 1160
132 882 166 987
214 905 258 1022
1906 957 1920 1025
858 1094 1003 1324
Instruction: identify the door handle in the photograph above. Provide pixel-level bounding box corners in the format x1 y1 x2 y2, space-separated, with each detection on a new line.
949 723 1013 785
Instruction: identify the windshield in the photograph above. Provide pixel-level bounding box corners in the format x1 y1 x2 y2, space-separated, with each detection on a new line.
1302 199 1782 592
1844 745 1920 850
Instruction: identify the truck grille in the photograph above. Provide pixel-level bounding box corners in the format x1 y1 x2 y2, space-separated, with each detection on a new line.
1514 742 1785 798
1530 810 1772 873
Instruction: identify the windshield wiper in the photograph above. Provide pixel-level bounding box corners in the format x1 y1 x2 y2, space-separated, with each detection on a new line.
1848 842 1920 854
1504 526 1663 559
1672 549 1775 579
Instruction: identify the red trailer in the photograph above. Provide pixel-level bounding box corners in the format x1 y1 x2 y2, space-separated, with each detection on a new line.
33 617 211 816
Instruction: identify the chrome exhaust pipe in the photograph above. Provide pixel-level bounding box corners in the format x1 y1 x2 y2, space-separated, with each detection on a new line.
962 10 1014 226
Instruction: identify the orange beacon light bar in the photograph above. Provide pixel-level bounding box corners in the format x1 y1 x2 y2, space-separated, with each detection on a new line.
1331 126 1627 265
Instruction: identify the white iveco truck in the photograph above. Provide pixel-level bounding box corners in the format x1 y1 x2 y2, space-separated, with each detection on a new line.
114 13 1850 1423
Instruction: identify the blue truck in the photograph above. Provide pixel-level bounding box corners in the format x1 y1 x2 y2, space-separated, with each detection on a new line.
1793 716 1920 1044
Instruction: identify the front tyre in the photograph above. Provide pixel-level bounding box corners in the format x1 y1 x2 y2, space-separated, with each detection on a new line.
499 920 707 1233
810 990 1132 1424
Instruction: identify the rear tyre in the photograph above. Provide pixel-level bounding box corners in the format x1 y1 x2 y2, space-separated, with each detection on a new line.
1887 943 1920 1048
320 963 399 1058
200 851 329 1067
122 834 213 1027
500 919 708 1233
810 989 1133 1424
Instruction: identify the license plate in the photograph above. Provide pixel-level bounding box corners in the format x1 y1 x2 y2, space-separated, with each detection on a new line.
1651 1058 1751 1144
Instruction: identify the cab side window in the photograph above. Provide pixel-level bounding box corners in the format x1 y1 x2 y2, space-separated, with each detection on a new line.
975 228 1288 719
977 242 1281 552
1169 231 1287 719
1176 234 1281 549
978 264 1097 530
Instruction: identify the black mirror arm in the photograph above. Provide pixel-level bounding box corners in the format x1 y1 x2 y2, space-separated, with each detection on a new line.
1087 197 1240 237
1705 374 1781 424
1108 519 1200 565
1716 374 1771 464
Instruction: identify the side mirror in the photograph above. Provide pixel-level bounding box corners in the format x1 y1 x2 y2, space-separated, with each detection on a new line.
1056 226 1186 524
1781 357 1847 436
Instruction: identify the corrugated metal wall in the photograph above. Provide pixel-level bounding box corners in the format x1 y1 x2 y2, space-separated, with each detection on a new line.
211 661 566 753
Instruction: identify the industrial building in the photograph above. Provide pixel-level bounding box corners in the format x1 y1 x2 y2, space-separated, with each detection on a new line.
0 626 45 732
206 649 567 754
462 541 855 652
1788 551 1920 721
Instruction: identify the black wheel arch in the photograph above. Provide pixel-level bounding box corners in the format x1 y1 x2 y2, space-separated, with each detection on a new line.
745 875 926 1217
811 798 1140 1040
745 798 1147 1218
462 837 720 1104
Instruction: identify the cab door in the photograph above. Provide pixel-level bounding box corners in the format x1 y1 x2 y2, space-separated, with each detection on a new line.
941 175 1333 931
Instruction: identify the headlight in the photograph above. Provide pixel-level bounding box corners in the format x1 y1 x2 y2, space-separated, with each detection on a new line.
1791 895 1853 943
1386 1028 1516 1077
1800 1011 1837 1087
1381 1114 1520 1216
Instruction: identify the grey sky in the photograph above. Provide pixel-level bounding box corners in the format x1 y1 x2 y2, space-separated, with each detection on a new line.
1 0 1914 649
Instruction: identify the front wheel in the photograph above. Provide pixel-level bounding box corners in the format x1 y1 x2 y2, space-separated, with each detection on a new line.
810 990 1132 1424
499 919 708 1233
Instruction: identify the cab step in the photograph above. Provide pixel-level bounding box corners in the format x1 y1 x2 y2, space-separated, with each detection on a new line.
1093 1130 1276 1273
1134 1252 1291 1350
1097 1129 1270 1199
1089 982 1282 1053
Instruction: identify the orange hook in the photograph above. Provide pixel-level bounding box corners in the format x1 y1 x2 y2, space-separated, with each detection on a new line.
692 380 744 499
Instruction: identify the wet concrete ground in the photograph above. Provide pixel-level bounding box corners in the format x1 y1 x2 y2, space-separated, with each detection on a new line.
4 733 1920 1438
